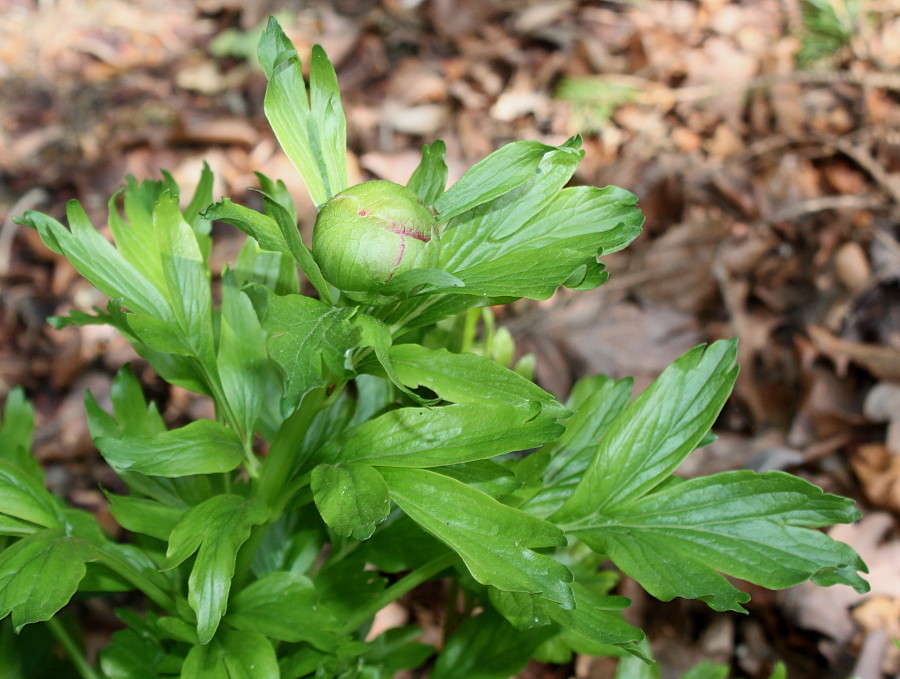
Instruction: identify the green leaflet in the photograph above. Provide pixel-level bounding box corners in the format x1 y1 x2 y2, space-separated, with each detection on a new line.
435 141 570 222
543 583 646 659
564 471 868 613
389 343 569 418
439 142 583 271
218 269 275 440
311 463 390 540
226 571 340 650
407 140 449 205
164 495 269 643
182 629 278 679
0 529 95 631
382 468 574 607
153 191 216 366
261 291 358 411
0 388 42 482
20 204 171 321
106 494 185 542
320 403 564 468
0 460 64 533
522 374 633 518
259 19 347 208
430 609 553 679
92 417 245 478
554 340 740 522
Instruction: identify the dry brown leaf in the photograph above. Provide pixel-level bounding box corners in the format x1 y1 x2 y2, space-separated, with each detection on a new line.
808 325 900 381
778 512 900 644
852 444 900 511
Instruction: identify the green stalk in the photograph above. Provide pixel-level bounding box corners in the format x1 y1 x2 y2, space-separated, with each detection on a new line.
46 617 102 679
256 388 327 511
339 554 456 634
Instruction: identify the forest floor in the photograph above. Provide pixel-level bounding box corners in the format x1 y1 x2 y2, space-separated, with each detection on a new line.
1 1 899 677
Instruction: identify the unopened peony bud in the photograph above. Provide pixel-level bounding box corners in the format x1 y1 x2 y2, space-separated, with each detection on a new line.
312 181 439 303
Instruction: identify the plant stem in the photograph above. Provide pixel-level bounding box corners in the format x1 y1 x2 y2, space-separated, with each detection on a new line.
46 617 102 679
256 388 326 511
339 553 456 634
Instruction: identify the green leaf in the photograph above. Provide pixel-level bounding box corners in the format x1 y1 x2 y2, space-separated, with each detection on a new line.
227 571 339 648
554 340 740 523
164 495 268 644
323 403 564 468
218 269 275 439
1 388 41 483
364 626 434 675
488 589 550 630
261 291 358 411
261 193 334 303
182 629 279 679
234 237 298 296
543 583 646 658
251 505 326 576
435 141 566 221
353 315 433 405
311 463 390 540
0 460 63 532
680 661 730 679
382 467 574 606
259 18 347 208
19 205 171 320
430 609 553 679
203 198 332 302
106 493 185 542
0 529 95 630
99 627 167 679
107 365 167 438
183 161 215 230
523 375 633 518
203 198 288 253
153 191 215 365
93 419 245 478
564 470 869 613
440 142 583 270
314 557 386 621
389 344 568 418
408 140 448 205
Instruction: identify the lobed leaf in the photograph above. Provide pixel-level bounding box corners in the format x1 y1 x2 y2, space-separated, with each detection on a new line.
0 529 95 630
164 494 269 644
0 388 40 482
259 18 347 208
261 291 358 412
564 471 869 612
554 340 739 523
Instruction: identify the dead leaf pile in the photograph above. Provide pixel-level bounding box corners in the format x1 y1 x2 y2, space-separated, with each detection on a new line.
1 0 899 676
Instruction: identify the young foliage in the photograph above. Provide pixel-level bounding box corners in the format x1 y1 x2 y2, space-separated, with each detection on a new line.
6 16 867 679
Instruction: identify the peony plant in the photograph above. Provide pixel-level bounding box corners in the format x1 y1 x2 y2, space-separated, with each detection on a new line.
1 17 867 679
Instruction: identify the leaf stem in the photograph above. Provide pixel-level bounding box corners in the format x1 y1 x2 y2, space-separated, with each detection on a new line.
95 549 177 614
45 617 102 679
339 553 456 634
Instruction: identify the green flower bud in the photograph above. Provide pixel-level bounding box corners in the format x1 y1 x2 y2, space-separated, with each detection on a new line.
312 180 440 303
